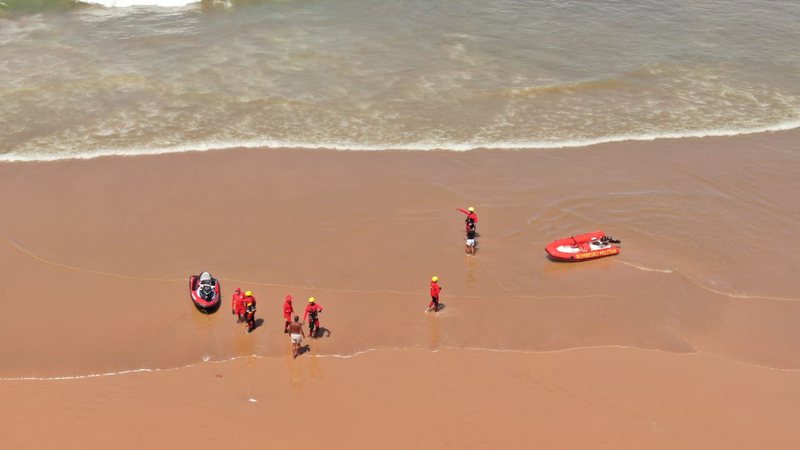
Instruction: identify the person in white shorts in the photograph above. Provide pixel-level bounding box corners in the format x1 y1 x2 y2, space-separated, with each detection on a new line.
465 228 476 255
287 316 306 359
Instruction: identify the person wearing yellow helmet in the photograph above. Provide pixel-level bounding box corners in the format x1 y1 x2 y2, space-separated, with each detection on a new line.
243 290 257 333
427 276 442 312
457 206 478 235
303 297 324 338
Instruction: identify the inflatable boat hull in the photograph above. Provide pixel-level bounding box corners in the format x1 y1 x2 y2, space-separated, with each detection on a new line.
545 231 620 261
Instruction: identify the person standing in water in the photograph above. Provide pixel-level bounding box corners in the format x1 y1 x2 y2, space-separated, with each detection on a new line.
244 291 257 333
287 316 306 359
427 276 442 312
283 294 294 333
465 227 476 255
457 206 478 234
303 297 324 338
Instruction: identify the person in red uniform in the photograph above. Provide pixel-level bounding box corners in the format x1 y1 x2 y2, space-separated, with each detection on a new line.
303 297 324 338
427 276 442 312
244 291 257 333
457 206 478 234
283 294 294 333
232 287 246 323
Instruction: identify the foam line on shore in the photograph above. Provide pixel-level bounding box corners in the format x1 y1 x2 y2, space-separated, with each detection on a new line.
6 233 797 305
1 120 799 163
0 233 652 301
4 344 799 382
693 283 800 304
1 234 182 283
614 260 675 274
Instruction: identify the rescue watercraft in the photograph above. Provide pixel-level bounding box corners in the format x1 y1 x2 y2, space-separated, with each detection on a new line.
190 271 221 312
545 231 621 261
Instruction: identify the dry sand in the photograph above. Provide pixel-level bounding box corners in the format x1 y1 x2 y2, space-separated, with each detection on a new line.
1 130 799 448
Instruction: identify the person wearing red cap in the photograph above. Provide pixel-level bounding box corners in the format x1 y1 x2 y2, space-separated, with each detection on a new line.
427 276 442 312
232 287 246 323
303 297 324 338
283 294 294 333
243 290 257 333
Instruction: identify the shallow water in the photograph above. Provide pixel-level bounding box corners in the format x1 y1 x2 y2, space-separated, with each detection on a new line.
1 0 799 160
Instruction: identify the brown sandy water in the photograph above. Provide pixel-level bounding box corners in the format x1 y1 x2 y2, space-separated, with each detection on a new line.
1 131 800 448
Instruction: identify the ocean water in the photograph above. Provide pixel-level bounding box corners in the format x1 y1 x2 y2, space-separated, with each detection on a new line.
1 0 799 161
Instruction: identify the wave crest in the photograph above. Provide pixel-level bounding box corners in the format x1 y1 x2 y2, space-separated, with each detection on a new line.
2 119 799 162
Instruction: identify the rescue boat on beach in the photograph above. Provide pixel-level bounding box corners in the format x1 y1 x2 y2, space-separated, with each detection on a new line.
545 231 621 262
189 272 221 312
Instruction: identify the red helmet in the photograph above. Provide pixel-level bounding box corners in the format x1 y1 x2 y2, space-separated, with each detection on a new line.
235 287 242 294
285 294 293 302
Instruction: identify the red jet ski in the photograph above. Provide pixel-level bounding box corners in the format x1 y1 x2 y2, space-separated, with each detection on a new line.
189 272 221 313
545 231 621 261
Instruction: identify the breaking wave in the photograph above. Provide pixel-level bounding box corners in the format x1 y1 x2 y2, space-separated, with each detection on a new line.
1 119 798 162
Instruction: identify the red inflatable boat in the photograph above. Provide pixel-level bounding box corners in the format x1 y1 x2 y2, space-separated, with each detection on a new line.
545 231 621 261
189 272 221 313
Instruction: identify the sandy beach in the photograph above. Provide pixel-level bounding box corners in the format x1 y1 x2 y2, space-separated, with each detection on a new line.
1 130 800 448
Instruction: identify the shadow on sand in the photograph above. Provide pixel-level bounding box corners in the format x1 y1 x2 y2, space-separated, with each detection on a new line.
311 327 332 339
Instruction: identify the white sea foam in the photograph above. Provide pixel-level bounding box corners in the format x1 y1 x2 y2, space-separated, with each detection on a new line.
81 0 199 7
1 119 799 163
4 345 798 381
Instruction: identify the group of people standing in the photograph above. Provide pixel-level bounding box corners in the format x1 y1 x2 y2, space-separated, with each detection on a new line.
231 290 325 358
426 206 479 313
231 288 258 333
226 205 478 357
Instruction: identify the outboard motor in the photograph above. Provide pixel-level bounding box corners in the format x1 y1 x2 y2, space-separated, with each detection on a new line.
600 236 621 244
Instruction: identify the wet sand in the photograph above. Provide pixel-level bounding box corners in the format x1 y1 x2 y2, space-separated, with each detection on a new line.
1 130 800 448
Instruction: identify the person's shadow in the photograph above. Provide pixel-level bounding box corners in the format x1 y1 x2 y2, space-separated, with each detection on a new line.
248 318 264 333
312 327 332 338
429 303 447 312
298 344 311 356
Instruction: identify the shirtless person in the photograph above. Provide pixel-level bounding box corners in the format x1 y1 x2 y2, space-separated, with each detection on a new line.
287 316 306 359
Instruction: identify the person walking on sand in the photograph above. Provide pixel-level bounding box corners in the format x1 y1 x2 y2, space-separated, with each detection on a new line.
457 206 478 234
287 316 306 359
283 294 294 333
427 276 442 312
244 291 257 333
232 287 246 323
303 297 324 338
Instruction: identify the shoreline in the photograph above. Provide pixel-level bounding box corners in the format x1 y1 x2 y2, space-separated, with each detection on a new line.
2 347 799 450
5 342 800 383
2 125 799 163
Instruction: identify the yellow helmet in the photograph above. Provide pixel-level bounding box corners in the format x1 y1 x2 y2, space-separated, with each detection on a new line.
467 206 475 212
431 276 439 282
245 291 253 297
308 297 316 303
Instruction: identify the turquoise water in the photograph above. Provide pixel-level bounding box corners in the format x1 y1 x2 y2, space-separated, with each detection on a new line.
1 0 798 160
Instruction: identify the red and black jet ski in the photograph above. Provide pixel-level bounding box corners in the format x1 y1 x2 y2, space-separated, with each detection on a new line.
545 231 621 261
189 272 221 313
